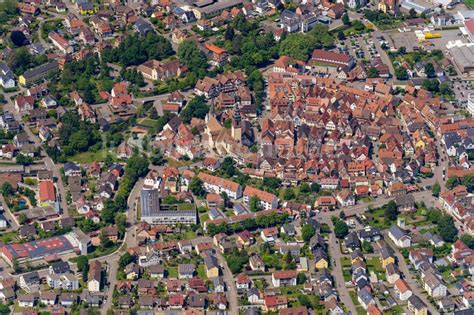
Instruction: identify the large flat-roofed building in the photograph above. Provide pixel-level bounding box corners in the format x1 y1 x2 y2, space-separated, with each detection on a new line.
140 188 197 225
174 0 244 19
0 236 75 266
446 42 474 76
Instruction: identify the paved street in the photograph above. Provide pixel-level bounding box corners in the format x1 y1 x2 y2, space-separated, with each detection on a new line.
382 231 438 315
315 180 440 313
321 215 358 314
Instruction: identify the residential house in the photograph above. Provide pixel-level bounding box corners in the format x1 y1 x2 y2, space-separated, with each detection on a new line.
88 261 102 292
388 225 411 248
394 279 413 301
271 270 297 287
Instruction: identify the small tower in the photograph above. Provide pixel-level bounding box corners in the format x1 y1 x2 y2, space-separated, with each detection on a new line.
231 106 242 142
397 217 406 229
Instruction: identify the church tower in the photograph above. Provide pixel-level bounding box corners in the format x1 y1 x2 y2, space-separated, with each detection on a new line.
231 106 242 142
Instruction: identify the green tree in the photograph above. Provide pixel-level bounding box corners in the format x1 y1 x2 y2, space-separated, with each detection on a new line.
221 157 236 177
189 176 205 197
104 32 173 66
151 149 165 166
225 250 249 274
297 272 307 284
1 182 13 196
342 13 350 26
367 67 379 78
439 82 453 96
337 31 346 41
301 224 316 243
11 30 27 47
395 67 409 80
432 182 440 197
300 182 310 194
262 177 281 193
76 255 89 281
297 295 312 309
460 234 474 249
279 33 317 61
424 63 435 78
333 218 349 239
384 200 399 222
311 182 321 192
0 304 10 315
422 79 439 92
18 213 27 225
283 188 295 200
119 252 135 268
16 153 34 165
177 40 208 75
408 8 417 18
249 196 261 212
179 96 209 123
362 241 374 253
225 26 235 40
438 215 457 242
352 20 365 32
446 176 458 189
149 107 159 120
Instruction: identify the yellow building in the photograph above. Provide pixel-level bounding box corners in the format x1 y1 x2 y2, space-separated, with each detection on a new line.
78 2 97 15
204 256 219 278
380 246 396 268
315 257 329 269
378 0 398 15
408 296 428 315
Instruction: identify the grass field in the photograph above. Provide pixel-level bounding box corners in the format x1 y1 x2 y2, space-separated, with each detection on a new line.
139 118 158 128
197 265 207 279
69 150 117 163
367 257 387 281
167 266 178 278
465 0 474 9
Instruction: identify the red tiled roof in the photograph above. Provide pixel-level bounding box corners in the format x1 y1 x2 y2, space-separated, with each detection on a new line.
39 181 56 202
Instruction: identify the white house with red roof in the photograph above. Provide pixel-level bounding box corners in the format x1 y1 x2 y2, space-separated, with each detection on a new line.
271 270 297 287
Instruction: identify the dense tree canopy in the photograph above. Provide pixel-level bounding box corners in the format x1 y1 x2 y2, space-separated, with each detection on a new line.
332 217 349 239
302 224 316 243
190 176 205 197
177 40 208 76
384 200 399 222
279 25 335 61
54 112 101 161
102 32 173 66
179 96 209 123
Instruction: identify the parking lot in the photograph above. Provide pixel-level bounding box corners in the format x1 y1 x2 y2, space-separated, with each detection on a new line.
385 28 467 53
337 33 386 62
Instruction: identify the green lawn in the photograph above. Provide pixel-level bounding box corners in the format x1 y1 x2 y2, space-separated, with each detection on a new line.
183 230 196 240
69 150 117 163
139 118 158 128
0 231 18 243
167 158 194 168
167 266 178 278
367 257 387 281
341 257 351 268
465 0 474 9
199 213 209 224
367 208 392 229
278 285 304 297
197 264 207 279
